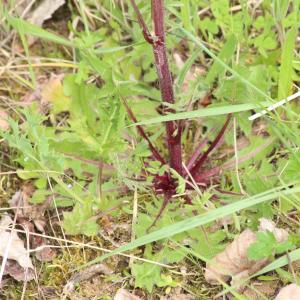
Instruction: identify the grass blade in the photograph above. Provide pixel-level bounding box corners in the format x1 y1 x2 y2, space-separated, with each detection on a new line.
8 16 74 47
254 248 300 277
278 26 297 99
179 28 273 102
81 185 300 267
133 102 272 126
205 34 237 85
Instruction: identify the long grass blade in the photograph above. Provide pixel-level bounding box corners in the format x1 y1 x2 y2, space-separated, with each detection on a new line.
133 102 271 126
80 185 300 268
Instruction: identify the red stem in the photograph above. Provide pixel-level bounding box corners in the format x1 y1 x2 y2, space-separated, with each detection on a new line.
122 97 166 165
152 0 183 175
190 114 232 178
130 0 183 175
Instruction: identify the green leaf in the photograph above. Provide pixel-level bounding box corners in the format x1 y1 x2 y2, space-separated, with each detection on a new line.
248 232 295 260
278 26 297 99
8 16 74 47
189 229 227 259
63 200 99 236
131 245 181 292
175 48 202 93
179 27 273 102
254 248 300 277
30 189 51 204
205 34 237 84
247 231 276 260
82 185 300 267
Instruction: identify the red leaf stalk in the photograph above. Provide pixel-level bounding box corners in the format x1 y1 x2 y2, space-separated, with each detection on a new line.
190 114 232 178
121 97 166 165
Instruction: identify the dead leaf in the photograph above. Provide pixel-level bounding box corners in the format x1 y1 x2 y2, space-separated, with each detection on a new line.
275 284 300 300
0 258 35 282
21 75 48 106
242 281 277 300
205 218 288 290
160 294 195 300
259 218 289 242
0 110 9 130
32 237 56 262
14 0 35 17
209 215 234 232
14 0 66 48
9 183 52 225
114 289 141 300
9 186 56 262
0 215 33 269
28 0 65 27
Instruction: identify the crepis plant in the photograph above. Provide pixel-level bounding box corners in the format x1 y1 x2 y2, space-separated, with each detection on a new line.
126 0 232 225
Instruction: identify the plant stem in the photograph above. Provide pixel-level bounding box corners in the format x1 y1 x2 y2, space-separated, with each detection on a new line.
121 97 166 165
152 0 183 175
190 114 232 178
130 0 183 175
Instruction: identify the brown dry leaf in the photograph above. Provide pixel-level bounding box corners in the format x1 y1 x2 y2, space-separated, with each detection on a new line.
14 0 66 48
28 0 65 27
10 184 41 221
9 185 56 262
0 258 35 282
205 218 288 290
275 284 300 300
0 110 9 130
242 281 277 300
259 218 289 242
32 236 56 262
114 289 141 300
9 182 53 225
209 215 234 232
160 287 195 300
0 215 33 269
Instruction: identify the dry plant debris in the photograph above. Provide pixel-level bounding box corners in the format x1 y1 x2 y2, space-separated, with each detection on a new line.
274 283 300 300
173 52 206 94
0 214 34 282
0 110 9 130
9 185 56 262
242 281 277 300
28 0 66 27
205 218 289 290
14 0 66 47
114 288 141 300
62 263 113 299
